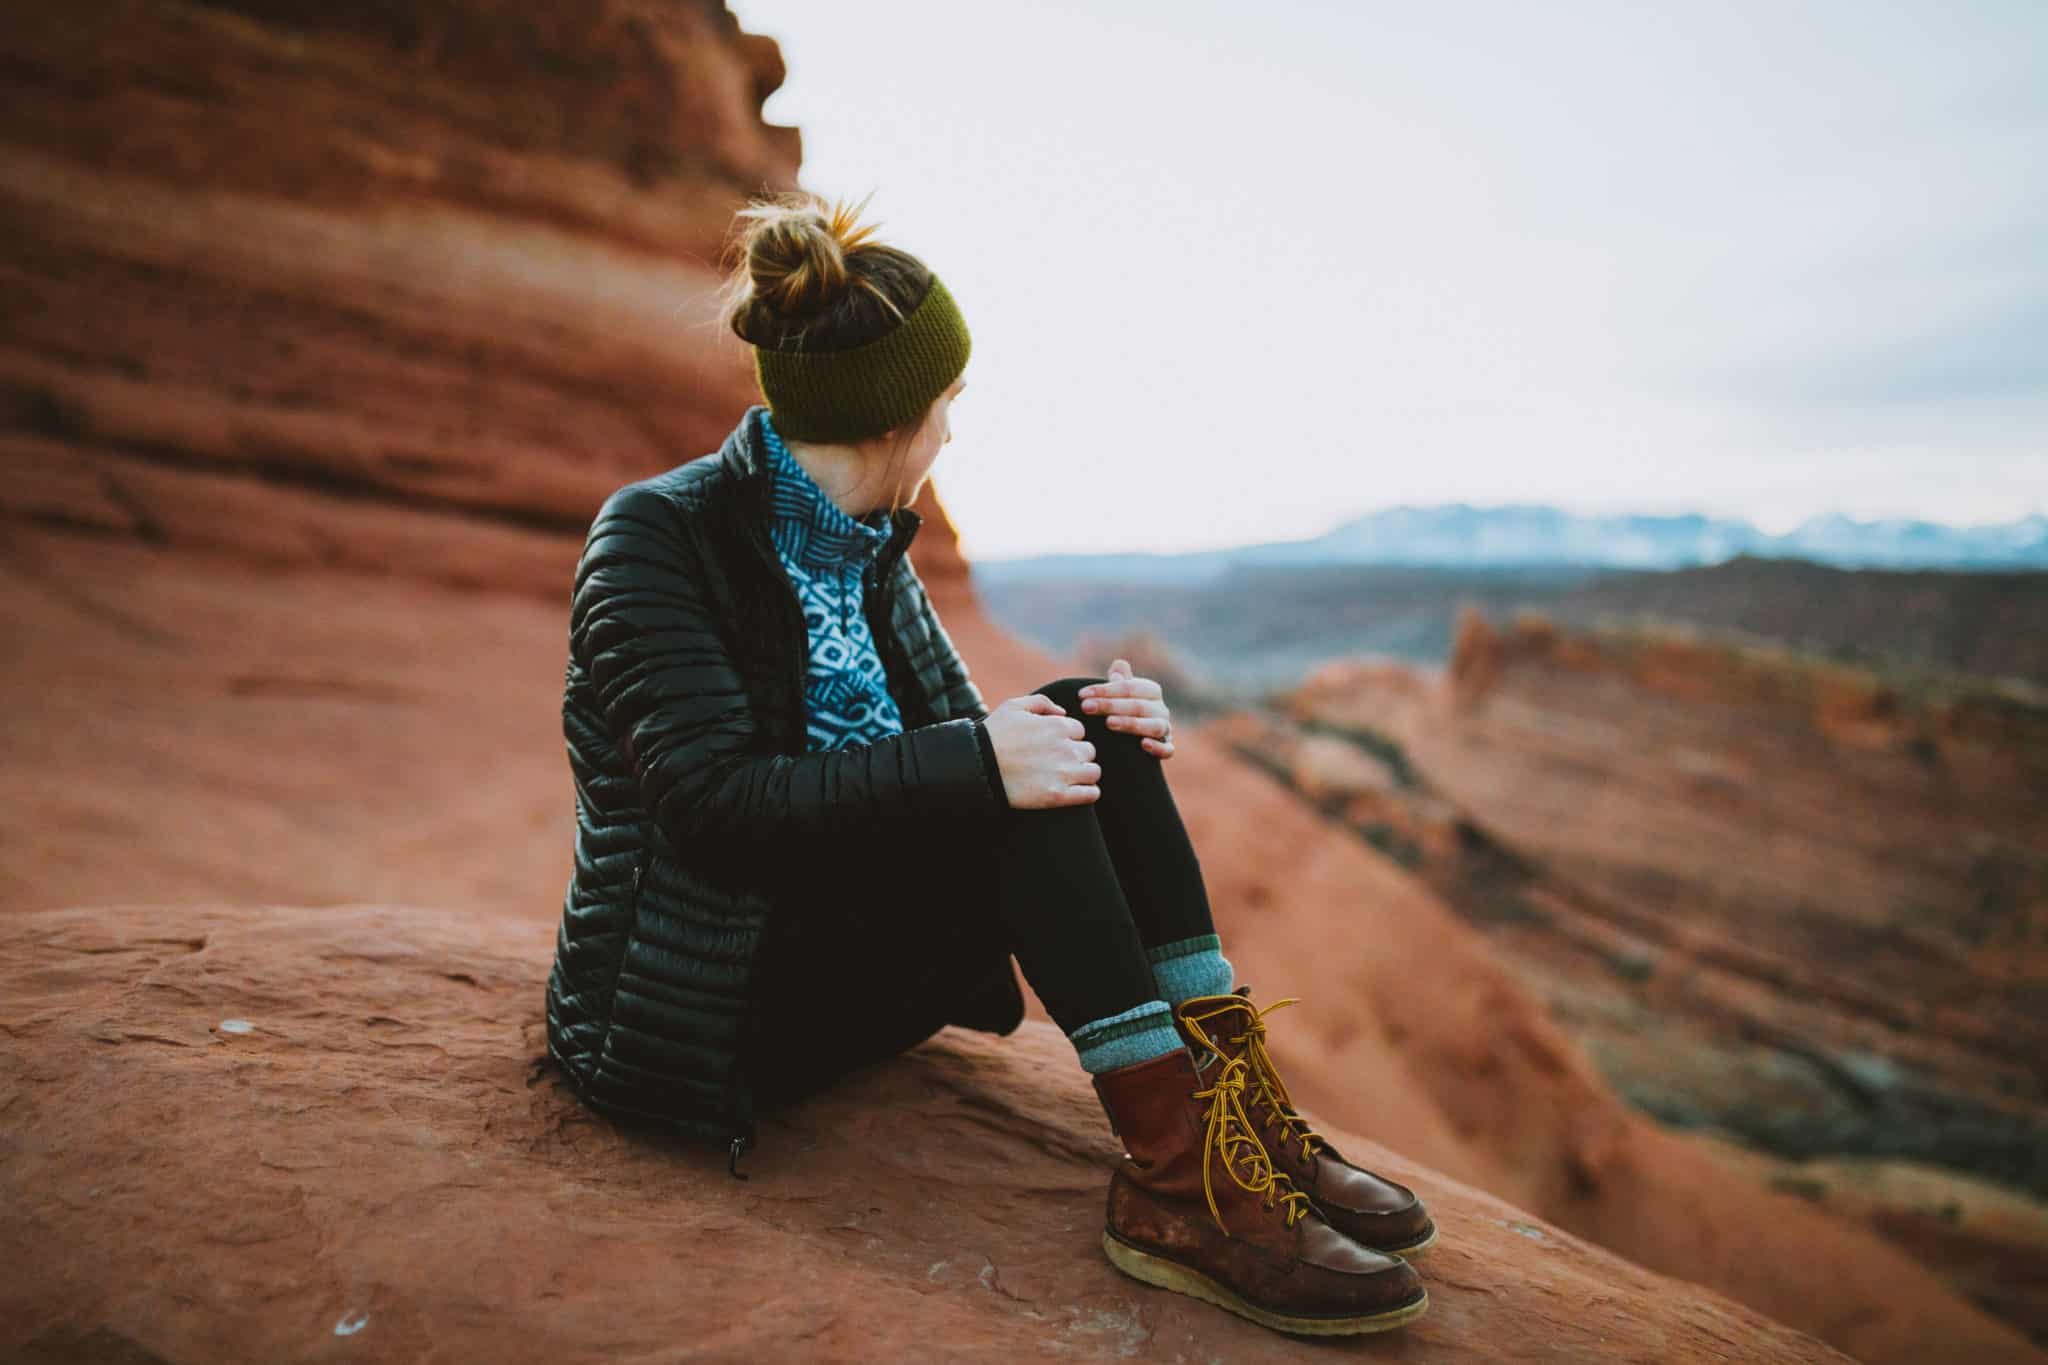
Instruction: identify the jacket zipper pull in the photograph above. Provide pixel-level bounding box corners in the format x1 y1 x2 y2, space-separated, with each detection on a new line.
730 991 762 1181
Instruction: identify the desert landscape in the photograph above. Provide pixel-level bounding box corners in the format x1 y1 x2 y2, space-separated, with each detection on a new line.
2 3 2042 1363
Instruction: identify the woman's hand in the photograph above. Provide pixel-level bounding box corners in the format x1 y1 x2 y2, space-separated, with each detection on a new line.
982 693 1101 808
1079 658 1175 760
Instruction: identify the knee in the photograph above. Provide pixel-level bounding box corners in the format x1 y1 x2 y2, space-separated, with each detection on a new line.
1031 675 1106 714
1031 675 1139 754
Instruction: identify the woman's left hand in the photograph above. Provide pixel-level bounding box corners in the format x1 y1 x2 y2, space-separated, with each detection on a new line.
1078 658 1174 760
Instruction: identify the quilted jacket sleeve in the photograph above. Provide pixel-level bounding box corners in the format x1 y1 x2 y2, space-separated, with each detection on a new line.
911 572 991 724
900 568 1010 806
572 487 1009 848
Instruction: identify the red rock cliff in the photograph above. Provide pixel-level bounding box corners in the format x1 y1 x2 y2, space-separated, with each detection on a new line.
1264 607 2048 1341
0 0 977 603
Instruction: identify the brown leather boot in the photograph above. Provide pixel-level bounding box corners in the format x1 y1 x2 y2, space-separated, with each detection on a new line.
1091 1045 1427 1335
1175 988 1439 1258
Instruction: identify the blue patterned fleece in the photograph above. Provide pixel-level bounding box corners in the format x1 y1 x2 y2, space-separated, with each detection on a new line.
758 409 908 753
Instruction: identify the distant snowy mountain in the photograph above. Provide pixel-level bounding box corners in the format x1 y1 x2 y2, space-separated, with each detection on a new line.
1240 505 1768 570
974 506 2048 583
1770 512 2048 569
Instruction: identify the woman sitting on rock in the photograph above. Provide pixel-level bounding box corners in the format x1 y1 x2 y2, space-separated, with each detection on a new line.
543 189 1435 1337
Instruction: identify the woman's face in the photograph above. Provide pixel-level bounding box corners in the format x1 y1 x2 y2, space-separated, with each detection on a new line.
892 373 966 500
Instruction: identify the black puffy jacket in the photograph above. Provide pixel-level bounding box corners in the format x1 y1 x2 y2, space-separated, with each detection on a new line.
545 405 1025 1166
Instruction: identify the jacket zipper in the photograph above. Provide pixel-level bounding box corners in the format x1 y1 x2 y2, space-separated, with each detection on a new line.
740 515 811 754
600 849 648 1023
728 505 804 1177
721 465 915 1177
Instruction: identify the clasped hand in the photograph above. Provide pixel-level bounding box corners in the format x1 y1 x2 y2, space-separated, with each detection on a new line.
981 658 1176 810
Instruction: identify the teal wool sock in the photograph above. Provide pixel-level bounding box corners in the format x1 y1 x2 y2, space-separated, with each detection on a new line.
1069 999 1185 1075
1148 933 1235 1007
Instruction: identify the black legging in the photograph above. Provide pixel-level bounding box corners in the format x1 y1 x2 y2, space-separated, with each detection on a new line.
749 674 1217 1100
987 675 1216 1034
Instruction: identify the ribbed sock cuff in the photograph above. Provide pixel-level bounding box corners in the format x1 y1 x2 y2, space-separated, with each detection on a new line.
1147 934 1234 1007
1069 1000 1185 1075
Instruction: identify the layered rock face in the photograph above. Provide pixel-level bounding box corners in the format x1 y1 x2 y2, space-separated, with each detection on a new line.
0 0 977 607
1234 608 2048 1339
3 3 2043 1363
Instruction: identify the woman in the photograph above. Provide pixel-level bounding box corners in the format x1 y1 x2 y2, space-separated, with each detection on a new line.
545 191 1434 1336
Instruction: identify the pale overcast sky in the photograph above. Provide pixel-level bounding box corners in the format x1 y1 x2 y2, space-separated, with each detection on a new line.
724 0 2046 560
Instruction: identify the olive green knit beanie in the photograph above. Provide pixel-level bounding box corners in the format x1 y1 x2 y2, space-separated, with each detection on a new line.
752 275 972 443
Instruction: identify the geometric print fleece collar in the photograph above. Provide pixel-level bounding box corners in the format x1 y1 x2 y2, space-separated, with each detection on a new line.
758 408 894 575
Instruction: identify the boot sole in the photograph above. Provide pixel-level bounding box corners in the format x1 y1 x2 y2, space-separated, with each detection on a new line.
1382 1222 1438 1258
1101 1230 1428 1336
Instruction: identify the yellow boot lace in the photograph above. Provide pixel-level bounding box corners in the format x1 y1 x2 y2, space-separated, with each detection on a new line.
1184 996 1329 1166
1179 1012 1316 1236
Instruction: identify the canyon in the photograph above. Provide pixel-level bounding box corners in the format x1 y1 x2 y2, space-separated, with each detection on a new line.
1206 610 2048 1340
1 2 2040 1361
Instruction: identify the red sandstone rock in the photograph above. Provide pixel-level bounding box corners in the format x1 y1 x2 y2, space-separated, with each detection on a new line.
0 901 1857 1365
7 533 2043 1364
0 0 976 603
1283 608 2048 1343
7 533 2041 1363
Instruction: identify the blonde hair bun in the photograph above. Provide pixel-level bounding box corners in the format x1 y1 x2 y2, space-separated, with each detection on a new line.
726 191 884 328
721 189 934 353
